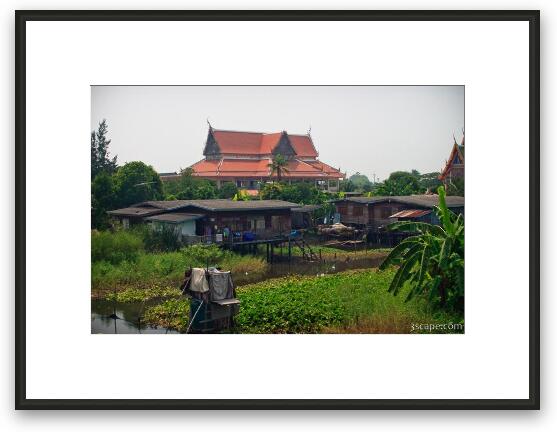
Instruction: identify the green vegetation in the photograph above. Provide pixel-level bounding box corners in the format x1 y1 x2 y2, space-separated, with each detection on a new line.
446 177 464 197
268 154 289 181
260 181 330 205
143 298 189 331
92 243 269 293
91 229 143 265
380 186 464 312
289 244 390 260
91 119 117 180
341 170 444 196
142 224 183 252
374 170 426 196
105 285 181 303
134 269 462 334
112 161 163 207
163 167 218 200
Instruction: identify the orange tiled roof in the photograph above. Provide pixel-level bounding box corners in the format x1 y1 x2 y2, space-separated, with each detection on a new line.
288 134 318 157
211 129 318 157
306 160 341 174
191 158 344 179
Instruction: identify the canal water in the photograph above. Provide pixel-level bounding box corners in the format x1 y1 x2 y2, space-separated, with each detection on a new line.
91 253 386 334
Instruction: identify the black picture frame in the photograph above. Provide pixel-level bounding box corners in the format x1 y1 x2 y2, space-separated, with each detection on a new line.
15 9 540 410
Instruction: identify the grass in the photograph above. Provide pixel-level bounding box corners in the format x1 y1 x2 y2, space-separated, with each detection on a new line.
288 243 391 259
132 268 463 334
92 247 269 296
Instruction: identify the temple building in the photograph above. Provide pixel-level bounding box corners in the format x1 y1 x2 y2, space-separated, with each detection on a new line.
187 126 345 193
439 134 464 188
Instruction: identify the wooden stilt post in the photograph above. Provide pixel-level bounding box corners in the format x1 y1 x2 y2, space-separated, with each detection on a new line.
266 243 269 263
288 238 292 262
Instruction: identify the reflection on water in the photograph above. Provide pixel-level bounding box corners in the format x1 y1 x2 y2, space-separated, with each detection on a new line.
91 252 386 334
91 299 178 334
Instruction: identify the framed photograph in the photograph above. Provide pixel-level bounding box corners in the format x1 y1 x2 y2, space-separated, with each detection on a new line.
15 10 540 409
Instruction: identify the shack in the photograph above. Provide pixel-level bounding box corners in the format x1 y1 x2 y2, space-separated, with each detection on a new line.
144 213 204 237
333 195 464 231
108 199 299 243
291 204 323 229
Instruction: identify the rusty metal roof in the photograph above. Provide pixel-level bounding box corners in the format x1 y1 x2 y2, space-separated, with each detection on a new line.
389 209 432 219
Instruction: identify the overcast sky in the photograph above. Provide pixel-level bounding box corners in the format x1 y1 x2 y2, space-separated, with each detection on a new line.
91 86 464 182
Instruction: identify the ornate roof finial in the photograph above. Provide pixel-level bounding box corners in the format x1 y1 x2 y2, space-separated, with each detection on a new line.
453 133 458 145
308 125 312 136
207 118 212 130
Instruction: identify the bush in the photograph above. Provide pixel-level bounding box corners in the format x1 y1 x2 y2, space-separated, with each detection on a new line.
181 244 226 265
91 230 143 264
143 225 182 252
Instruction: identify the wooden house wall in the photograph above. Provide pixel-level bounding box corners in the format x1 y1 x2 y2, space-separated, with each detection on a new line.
196 208 292 236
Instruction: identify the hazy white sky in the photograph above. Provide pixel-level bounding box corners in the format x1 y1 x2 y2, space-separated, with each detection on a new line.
91 86 464 181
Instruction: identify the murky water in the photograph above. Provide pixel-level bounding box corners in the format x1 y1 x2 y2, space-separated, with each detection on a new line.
91 252 386 334
91 299 179 334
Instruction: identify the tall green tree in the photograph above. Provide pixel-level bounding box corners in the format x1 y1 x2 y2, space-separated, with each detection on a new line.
91 119 117 179
419 171 443 193
339 179 356 192
218 182 239 199
164 168 217 200
260 182 284 200
375 170 425 196
268 155 289 181
349 172 372 191
91 172 116 229
113 161 163 207
379 186 464 312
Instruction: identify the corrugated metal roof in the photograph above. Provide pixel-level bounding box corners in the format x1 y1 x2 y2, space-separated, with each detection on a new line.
335 195 464 208
145 213 204 224
389 209 432 218
292 205 322 213
133 199 300 212
107 207 162 217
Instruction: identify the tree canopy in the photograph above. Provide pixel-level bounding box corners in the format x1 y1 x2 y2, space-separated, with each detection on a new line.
91 119 117 180
113 161 163 207
374 171 425 196
163 168 218 200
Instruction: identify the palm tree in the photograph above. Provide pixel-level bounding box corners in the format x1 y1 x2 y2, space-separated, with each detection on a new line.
379 186 464 311
268 154 289 182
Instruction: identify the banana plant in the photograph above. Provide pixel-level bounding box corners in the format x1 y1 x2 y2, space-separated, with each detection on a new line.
379 186 464 311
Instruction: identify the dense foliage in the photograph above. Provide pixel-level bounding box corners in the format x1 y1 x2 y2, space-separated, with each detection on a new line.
374 171 425 196
131 269 463 333
259 181 330 205
379 186 464 312
91 119 117 180
112 161 164 207
371 170 443 196
91 230 143 264
446 177 464 197
268 154 289 181
91 242 269 291
91 172 116 229
143 224 183 252
163 168 218 200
